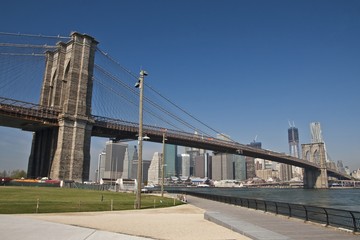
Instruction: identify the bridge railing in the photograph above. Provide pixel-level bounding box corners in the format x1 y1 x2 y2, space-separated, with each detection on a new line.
0 97 60 120
168 189 360 232
92 115 267 150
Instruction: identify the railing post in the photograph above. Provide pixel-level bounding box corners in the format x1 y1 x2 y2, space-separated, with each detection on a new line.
288 203 292 217
323 208 329 226
303 205 308 221
349 211 358 232
264 201 267 212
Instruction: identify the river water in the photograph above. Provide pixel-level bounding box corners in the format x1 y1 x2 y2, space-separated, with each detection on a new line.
174 187 360 212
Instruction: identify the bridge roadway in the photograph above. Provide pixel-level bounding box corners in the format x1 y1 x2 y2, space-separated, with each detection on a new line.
0 97 350 180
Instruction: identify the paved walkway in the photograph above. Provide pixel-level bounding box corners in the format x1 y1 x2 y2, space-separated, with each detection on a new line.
1 195 359 240
0 203 249 240
187 195 360 240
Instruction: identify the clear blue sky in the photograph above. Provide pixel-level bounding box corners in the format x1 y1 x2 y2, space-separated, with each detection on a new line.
0 0 359 179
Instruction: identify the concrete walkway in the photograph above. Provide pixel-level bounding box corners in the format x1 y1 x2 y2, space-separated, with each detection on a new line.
0 203 249 240
0 214 151 240
1 195 359 240
187 195 360 240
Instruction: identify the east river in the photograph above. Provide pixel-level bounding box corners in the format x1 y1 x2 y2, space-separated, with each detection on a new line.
171 187 360 212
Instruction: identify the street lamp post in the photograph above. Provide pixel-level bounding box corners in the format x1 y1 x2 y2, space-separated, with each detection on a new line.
161 131 166 197
135 70 147 209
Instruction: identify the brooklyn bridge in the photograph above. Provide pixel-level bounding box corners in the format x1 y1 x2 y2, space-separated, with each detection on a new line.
0 32 351 188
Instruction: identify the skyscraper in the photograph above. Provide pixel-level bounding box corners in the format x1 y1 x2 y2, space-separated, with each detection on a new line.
310 122 323 143
181 153 190 177
288 126 300 158
164 144 178 177
245 141 261 179
286 123 300 180
98 141 129 180
147 152 161 185
310 122 329 162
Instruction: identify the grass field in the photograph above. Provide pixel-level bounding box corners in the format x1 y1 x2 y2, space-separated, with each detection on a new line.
0 186 183 214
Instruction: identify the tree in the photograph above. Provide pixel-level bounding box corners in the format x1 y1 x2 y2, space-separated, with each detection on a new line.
0 170 7 177
9 169 27 179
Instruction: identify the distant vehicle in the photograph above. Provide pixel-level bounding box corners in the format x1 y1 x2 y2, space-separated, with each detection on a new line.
197 184 210 188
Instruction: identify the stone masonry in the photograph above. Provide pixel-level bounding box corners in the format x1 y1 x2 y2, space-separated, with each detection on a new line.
28 32 98 182
301 142 328 188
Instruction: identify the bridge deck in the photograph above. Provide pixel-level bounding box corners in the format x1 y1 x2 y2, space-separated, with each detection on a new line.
0 97 351 180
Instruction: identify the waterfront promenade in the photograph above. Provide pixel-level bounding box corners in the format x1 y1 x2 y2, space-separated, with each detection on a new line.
1 195 359 240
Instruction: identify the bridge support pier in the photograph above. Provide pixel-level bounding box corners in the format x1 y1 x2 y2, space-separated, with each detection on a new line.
28 129 58 179
302 142 329 189
303 168 328 189
27 32 98 182
50 116 93 182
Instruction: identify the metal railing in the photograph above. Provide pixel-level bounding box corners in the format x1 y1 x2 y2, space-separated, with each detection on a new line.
0 97 60 123
169 190 360 232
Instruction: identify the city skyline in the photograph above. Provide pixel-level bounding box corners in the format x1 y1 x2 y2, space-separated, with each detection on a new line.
0 0 359 176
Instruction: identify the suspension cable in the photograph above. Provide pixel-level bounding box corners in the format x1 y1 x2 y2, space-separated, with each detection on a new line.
0 31 70 39
95 48 234 141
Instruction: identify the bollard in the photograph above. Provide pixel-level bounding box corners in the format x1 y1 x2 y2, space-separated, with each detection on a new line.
111 199 113 211
36 198 39 213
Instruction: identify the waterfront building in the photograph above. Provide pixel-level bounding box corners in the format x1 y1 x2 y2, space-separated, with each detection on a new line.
131 159 151 184
246 140 261 178
147 152 161 185
185 147 201 176
127 145 138 179
164 144 178 177
212 153 232 180
288 124 301 179
245 156 256 178
96 150 106 182
98 141 129 181
234 155 246 181
211 153 245 181
194 153 211 178
255 169 273 181
254 158 263 170
181 153 190 177
279 163 292 181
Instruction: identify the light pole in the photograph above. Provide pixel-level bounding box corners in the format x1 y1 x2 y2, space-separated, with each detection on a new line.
161 131 167 197
135 70 147 209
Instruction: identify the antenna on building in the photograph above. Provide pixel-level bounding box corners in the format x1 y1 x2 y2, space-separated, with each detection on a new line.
288 120 296 128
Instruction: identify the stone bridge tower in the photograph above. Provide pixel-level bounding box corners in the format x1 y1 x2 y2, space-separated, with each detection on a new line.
28 32 98 182
301 142 328 188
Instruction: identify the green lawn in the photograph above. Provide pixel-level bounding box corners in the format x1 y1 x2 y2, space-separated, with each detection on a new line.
0 186 182 214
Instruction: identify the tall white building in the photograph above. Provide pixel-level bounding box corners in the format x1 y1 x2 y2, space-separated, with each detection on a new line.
181 153 190 177
310 122 329 162
311 122 324 143
96 151 106 182
147 152 162 185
